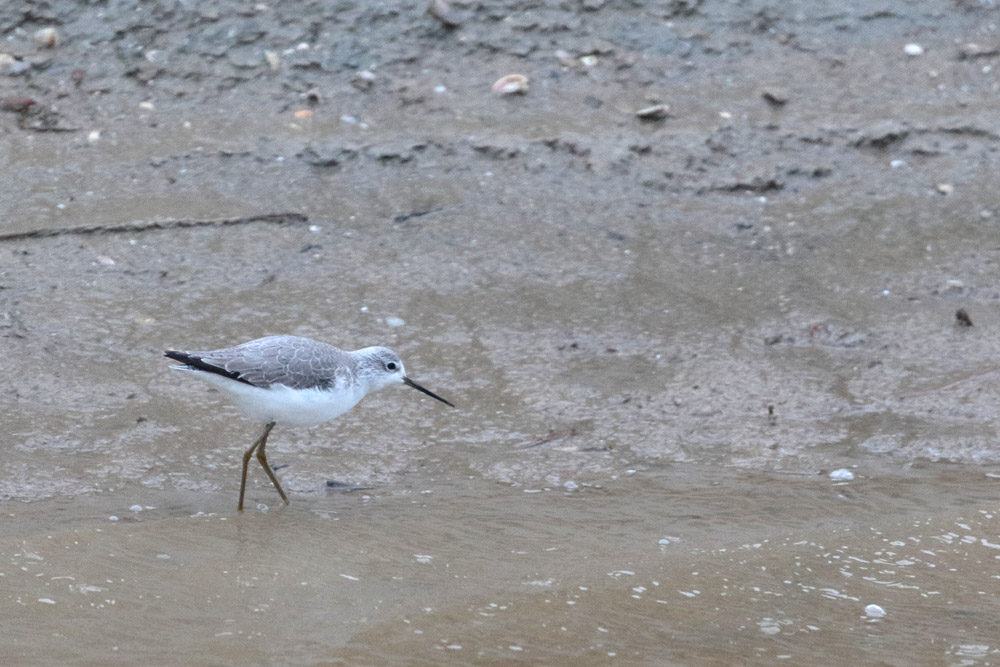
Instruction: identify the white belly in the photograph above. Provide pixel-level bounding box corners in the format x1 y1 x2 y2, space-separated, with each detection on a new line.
178 369 365 426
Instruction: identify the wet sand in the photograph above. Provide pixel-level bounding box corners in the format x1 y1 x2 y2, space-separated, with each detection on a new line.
2 1 1000 664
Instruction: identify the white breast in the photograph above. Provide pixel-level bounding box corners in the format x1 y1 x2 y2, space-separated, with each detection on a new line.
175 368 366 426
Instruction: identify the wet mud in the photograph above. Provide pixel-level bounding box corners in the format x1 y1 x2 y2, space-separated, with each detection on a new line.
2 1 1000 664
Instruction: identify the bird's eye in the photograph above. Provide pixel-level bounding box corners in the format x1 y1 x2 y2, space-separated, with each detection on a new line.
386 362 398 371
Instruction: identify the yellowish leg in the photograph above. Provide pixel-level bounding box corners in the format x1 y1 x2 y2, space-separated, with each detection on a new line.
238 421 277 512
256 426 290 507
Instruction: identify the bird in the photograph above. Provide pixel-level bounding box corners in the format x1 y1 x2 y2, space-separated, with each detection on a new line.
164 335 454 511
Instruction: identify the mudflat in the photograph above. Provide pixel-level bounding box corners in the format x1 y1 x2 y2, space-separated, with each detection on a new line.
1 2 999 664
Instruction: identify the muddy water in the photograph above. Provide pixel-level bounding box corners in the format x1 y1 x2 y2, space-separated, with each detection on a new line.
3 469 1000 664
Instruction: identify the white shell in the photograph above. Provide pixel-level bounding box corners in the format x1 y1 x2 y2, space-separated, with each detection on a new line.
635 104 670 120
492 74 529 95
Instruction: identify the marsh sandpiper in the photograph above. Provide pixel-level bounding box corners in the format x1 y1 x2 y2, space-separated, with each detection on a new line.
164 335 454 511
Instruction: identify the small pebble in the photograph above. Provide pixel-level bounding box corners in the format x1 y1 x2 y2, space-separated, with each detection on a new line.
761 89 788 106
428 0 463 28
385 316 406 327
554 49 575 67
829 468 854 481
1 96 36 113
129 504 143 512
34 27 60 49
904 43 924 56
108 515 119 521
936 183 953 195
865 604 886 618
351 70 376 90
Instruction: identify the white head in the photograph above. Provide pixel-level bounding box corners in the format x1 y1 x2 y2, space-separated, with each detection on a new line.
356 346 407 391
355 346 455 407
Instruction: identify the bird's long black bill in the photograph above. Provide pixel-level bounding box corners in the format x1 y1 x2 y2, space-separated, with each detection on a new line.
404 376 455 408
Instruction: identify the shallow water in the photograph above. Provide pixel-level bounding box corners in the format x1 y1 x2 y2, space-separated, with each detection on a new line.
4 2 1000 663
3 466 1000 665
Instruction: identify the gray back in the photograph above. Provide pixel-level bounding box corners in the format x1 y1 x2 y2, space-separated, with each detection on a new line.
193 335 356 390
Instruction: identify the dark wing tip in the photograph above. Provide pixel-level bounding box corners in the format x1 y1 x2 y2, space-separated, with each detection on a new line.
164 349 254 386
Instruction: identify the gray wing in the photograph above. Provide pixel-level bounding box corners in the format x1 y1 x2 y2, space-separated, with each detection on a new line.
193 335 356 390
